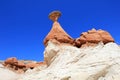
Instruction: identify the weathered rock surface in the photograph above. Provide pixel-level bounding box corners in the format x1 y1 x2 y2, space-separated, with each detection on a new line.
44 11 114 48
4 57 18 65
0 68 19 80
74 29 114 47
18 41 120 80
3 58 46 73
44 20 114 48
44 21 74 46
26 62 46 69
0 64 21 80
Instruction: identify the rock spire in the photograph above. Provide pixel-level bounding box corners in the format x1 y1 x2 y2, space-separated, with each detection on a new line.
44 11 74 46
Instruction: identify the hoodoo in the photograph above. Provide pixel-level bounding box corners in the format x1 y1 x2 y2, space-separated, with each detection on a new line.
44 11 74 46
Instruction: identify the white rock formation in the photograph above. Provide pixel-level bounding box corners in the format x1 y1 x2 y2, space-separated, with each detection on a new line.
0 66 21 80
18 41 120 80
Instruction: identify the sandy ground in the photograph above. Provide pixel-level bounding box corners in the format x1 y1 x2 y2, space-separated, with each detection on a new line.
0 64 21 80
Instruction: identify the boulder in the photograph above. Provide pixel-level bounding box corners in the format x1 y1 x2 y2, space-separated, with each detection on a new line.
74 29 114 47
97 30 114 43
3 57 44 73
85 33 102 43
4 57 18 65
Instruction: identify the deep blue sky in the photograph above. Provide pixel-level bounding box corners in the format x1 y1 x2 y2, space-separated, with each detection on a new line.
0 0 120 61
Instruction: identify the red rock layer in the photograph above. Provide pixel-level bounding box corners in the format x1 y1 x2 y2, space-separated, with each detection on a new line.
74 29 114 47
44 21 74 46
3 57 46 73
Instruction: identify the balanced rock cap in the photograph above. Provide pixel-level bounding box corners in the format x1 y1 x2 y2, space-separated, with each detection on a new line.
49 11 61 22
